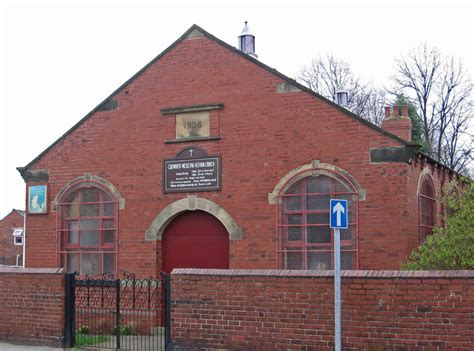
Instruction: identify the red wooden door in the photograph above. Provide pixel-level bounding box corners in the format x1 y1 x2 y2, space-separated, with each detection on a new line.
162 211 229 273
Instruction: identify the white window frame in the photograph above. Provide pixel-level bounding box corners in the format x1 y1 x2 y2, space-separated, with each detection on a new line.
13 228 23 246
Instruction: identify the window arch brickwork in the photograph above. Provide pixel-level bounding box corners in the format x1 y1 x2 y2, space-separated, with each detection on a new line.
275 162 362 270
56 180 119 276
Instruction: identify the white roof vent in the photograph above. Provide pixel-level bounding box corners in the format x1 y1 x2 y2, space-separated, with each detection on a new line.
335 89 348 107
238 21 257 58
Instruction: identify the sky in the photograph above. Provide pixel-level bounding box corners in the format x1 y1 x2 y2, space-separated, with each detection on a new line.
0 0 472 216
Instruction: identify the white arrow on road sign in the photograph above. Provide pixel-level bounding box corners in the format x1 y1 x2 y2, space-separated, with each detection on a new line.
332 201 345 227
330 199 348 229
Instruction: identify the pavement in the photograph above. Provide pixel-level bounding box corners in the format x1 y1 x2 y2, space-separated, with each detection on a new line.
0 342 64 350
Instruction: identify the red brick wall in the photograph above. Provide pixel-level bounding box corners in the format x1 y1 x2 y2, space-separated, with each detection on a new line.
0 210 23 266
0 267 65 347
171 269 474 350
23 31 455 275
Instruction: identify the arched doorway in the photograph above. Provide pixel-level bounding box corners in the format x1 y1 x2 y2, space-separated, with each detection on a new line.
162 210 230 273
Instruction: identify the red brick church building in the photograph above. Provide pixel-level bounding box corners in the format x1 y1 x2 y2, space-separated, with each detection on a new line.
18 24 459 278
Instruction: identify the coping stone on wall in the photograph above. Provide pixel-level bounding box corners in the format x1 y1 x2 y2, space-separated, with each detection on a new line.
170 268 474 279
0 267 64 274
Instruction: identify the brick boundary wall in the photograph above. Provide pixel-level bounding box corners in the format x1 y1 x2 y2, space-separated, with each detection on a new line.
0 267 65 347
170 269 474 350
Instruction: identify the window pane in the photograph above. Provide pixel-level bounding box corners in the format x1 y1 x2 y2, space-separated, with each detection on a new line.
102 191 112 202
65 191 80 203
306 176 331 193
104 231 115 244
104 219 114 229
65 204 80 218
288 214 302 225
103 219 115 243
80 219 100 246
307 194 330 210
334 181 349 193
81 188 100 203
286 251 302 269
307 226 331 243
67 221 79 245
80 231 100 246
81 253 100 275
307 213 329 224
307 252 331 270
341 252 354 269
288 227 302 241
104 203 115 216
286 182 301 194
285 195 301 211
81 219 100 229
80 204 100 217
66 253 79 273
103 253 115 275
421 179 435 198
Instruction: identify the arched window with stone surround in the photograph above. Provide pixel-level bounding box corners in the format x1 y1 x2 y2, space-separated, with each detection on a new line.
419 175 436 244
277 169 359 270
57 181 118 276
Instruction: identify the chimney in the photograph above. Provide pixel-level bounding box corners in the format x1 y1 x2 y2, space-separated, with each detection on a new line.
238 21 257 58
381 105 412 141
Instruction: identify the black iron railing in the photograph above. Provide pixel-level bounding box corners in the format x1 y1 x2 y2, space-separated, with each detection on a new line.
65 272 170 350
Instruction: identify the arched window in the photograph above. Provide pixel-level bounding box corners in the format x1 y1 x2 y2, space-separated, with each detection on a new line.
57 181 118 276
277 172 358 270
419 176 436 243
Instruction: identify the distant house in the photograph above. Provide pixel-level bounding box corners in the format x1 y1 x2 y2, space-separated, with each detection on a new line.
17 24 463 277
0 209 24 266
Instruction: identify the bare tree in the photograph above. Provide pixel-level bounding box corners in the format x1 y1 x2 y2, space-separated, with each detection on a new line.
358 88 387 126
297 55 386 123
391 44 473 173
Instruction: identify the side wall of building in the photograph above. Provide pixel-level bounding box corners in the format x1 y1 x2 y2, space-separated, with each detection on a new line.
0 268 65 347
0 211 23 266
171 269 474 350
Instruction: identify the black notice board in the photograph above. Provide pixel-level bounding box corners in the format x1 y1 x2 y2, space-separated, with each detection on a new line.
163 156 221 193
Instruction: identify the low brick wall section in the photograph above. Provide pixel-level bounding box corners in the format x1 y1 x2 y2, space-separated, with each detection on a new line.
0 267 65 347
171 269 474 350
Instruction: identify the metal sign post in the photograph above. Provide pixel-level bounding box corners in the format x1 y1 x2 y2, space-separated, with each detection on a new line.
333 227 341 351
330 199 348 351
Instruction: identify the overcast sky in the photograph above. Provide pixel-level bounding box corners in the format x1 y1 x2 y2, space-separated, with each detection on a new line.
0 0 472 216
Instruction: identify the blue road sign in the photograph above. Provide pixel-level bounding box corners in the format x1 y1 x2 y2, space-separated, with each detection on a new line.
330 199 348 229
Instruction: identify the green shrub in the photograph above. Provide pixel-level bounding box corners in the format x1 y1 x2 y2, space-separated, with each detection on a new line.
403 181 474 270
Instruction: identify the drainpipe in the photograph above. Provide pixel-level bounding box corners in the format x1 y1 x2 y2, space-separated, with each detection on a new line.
22 210 26 269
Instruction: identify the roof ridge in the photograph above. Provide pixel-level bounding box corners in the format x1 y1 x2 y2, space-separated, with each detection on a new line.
17 24 458 176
